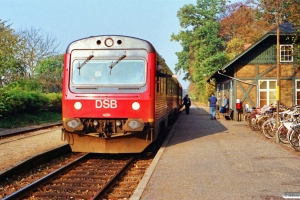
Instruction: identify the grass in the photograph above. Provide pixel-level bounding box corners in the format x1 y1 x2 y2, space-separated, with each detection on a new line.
0 111 62 129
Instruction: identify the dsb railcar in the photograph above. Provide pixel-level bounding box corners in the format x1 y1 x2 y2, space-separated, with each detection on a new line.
62 35 182 153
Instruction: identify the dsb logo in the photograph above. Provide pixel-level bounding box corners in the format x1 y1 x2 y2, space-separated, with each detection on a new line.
95 100 117 108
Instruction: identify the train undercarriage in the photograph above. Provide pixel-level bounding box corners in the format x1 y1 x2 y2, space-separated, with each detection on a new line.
61 117 156 153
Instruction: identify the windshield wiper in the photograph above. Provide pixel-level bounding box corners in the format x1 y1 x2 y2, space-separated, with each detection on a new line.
78 55 94 75
109 54 126 75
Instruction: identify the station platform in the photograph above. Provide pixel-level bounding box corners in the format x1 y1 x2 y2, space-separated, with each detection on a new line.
0 122 67 175
131 104 300 200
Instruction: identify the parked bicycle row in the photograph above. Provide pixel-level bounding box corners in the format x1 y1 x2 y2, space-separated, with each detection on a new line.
243 104 300 152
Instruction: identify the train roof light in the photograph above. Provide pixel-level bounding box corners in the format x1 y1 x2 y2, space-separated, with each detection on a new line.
105 38 114 47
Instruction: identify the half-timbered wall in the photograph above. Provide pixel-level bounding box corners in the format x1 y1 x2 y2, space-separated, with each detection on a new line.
235 63 296 108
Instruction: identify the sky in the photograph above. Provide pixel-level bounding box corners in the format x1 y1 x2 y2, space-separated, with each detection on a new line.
0 0 202 89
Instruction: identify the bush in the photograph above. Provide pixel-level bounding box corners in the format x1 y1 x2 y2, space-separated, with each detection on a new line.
2 88 49 114
0 81 62 117
45 93 62 111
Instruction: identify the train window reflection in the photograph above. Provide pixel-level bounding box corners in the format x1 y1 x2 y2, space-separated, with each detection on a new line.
71 59 146 86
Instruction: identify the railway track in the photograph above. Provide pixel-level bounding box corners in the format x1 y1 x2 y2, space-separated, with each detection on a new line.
0 112 179 199
0 122 62 141
2 153 153 199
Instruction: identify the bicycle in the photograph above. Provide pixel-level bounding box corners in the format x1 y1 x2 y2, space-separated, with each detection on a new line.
243 104 252 126
287 123 300 151
277 109 300 144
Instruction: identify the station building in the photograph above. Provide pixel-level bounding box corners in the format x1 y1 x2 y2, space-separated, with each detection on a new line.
207 22 300 120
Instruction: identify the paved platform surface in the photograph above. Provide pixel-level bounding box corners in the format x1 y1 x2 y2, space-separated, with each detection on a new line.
131 104 300 200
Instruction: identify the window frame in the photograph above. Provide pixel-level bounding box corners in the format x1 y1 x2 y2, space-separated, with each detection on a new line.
280 44 293 62
258 80 277 107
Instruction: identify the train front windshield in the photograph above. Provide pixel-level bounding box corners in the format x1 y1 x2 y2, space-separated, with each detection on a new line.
71 59 146 86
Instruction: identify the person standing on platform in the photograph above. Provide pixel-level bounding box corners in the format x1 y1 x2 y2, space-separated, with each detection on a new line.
182 94 191 114
208 94 217 120
223 95 229 113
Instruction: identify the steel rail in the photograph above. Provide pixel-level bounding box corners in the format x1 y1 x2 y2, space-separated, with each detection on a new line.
92 156 135 200
3 153 89 200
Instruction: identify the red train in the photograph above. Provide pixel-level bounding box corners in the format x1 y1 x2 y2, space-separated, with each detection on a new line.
61 35 182 153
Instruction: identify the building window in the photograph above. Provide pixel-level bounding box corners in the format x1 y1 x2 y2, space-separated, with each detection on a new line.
296 80 300 105
280 45 293 62
259 80 276 106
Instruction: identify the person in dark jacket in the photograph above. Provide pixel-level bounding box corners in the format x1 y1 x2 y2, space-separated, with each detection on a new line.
182 94 191 114
208 94 217 119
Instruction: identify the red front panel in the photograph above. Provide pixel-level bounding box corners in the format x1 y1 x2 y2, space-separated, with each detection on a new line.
62 53 157 122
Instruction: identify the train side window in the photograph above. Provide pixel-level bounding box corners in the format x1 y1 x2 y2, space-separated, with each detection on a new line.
160 77 163 94
163 77 166 94
156 76 160 93
166 77 168 95
160 77 165 95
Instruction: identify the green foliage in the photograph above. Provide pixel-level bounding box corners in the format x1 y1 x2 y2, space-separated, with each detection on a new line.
225 38 246 60
0 21 62 126
0 80 62 117
8 79 43 91
35 55 63 92
172 0 228 100
171 30 194 80
0 111 61 128
0 20 27 86
2 88 47 114
45 93 62 111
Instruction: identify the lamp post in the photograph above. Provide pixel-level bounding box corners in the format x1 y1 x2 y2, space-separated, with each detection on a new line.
275 0 280 143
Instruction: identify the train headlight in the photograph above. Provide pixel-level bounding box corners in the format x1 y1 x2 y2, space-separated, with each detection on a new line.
67 119 81 129
132 102 140 110
128 120 142 130
64 118 84 132
123 118 144 131
74 102 82 110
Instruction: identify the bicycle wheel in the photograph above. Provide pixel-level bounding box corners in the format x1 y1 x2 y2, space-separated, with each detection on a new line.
262 119 276 139
289 129 300 152
277 124 289 144
250 117 258 131
257 117 268 133
243 113 250 126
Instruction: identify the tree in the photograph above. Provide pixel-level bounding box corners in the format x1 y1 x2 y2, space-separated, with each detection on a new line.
258 0 298 23
171 0 228 101
171 30 194 81
287 0 300 25
0 20 26 87
17 27 60 77
219 1 273 60
35 55 63 92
